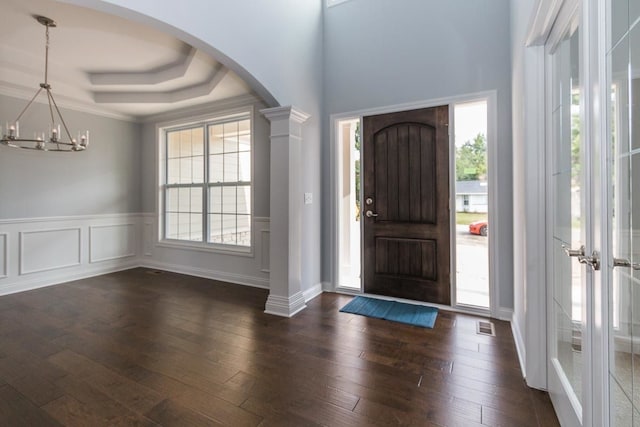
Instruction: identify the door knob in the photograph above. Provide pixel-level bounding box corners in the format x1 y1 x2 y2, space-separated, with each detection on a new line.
365 210 379 218
613 257 640 270
578 250 601 271
562 244 585 257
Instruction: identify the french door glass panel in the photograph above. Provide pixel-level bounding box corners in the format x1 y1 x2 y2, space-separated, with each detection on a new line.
550 20 587 419
608 16 640 425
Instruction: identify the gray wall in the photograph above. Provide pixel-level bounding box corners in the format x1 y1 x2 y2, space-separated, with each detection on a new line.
323 0 514 309
0 94 141 219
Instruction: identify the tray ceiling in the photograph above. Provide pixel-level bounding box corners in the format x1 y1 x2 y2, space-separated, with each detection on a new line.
0 0 254 120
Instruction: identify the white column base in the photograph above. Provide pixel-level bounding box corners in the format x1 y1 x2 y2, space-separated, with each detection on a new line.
264 292 307 317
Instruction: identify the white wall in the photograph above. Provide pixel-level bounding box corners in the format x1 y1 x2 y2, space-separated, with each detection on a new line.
510 0 547 389
0 94 142 219
323 0 514 309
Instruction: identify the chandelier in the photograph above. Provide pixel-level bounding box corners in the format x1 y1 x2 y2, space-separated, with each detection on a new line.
1 16 88 152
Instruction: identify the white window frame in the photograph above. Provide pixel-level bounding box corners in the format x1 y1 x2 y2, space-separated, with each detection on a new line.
156 108 254 256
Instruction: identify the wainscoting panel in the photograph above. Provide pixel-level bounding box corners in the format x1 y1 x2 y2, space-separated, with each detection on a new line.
0 214 143 296
0 213 272 297
20 228 81 275
89 224 136 263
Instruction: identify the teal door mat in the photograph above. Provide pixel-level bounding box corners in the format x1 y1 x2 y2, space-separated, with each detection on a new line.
340 296 438 328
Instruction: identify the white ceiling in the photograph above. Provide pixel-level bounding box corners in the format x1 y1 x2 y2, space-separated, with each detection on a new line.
0 0 254 121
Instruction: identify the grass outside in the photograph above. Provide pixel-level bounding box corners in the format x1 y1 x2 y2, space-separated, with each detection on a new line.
456 212 487 225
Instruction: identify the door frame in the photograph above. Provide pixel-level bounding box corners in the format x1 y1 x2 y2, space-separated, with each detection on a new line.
329 90 502 319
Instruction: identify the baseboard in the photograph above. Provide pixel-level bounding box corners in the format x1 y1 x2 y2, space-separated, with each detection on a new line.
264 292 307 317
0 259 140 296
140 260 269 289
303 282 323 302
511 313 527 379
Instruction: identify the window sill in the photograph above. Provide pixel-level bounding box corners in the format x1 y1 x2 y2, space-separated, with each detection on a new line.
157 240 254 257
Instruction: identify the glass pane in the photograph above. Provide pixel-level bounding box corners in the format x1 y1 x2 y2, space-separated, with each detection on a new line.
237 185 251 214
166 188 178 212
209 154 224 183
166 213 178 239
180 129 191 157
209 187 222 213
612 35 630 156
611 0 629 50
237 215 251 247
209 214 222 243
190 213 202 242
551 24 583 406
190 187 202 212
178 212 190 240
178 187 190 212
224 121 238 153
209 124 224 154
612 375 634 426
632 27 640 152
224 153 238 182
238 119 250 151
222 214 236 244
180 157 192 184
612 270 633 397
167 159 180 184
632 154 640 280
239 152 251 182
192 128 204 156
168 132 180 158
222 187 236 214
192 156 204 183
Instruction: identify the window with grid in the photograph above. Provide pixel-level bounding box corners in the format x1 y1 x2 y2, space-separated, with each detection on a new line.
164 114 251 248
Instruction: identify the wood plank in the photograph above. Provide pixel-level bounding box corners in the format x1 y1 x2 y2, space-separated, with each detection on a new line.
0 268 558 426
0 384 62 427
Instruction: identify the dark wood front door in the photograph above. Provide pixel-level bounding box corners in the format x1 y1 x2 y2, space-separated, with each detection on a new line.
362 106 450 305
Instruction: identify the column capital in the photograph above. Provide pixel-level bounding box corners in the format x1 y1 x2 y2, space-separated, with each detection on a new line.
260 106 310 124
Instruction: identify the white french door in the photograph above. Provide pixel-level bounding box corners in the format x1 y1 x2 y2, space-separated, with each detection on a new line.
546 3 600 425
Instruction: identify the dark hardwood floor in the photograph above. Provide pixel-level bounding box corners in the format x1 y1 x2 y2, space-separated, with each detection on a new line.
0 268 559 426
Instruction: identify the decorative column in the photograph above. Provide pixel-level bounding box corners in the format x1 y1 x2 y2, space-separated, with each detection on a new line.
260 106 310 317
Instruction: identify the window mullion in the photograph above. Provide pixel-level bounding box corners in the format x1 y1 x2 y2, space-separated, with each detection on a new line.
203 124 208 243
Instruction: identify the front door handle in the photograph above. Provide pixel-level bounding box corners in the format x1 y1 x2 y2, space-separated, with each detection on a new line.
365 210 379 218
613 257 640 270
562 244 585 257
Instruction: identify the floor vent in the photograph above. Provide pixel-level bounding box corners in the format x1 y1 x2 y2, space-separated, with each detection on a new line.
476 320 496 336
146 270 164 275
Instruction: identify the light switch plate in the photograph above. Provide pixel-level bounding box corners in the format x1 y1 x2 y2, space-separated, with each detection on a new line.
304 192 313 204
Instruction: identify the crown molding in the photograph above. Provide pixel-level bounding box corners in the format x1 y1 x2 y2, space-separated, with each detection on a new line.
0 80 136 122
89 45 197 86
140 93 263 124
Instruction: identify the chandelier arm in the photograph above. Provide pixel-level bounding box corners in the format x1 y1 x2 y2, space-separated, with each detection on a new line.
45 88 56 128
48 90 74 143
14 87 44 123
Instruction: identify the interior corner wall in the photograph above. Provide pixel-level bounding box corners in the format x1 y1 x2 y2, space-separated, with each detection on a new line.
323 0 514 309
511 0 547 390
0 93 142 219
